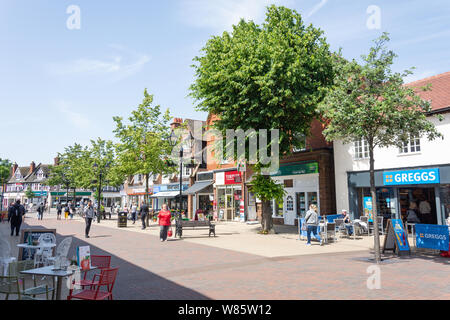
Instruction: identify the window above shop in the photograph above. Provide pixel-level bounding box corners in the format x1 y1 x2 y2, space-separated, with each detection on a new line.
399 135 421 155
354 139 369 160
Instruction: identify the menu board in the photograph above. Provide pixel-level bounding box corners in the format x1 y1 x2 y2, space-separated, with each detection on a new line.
77 246 91 271
19 229 56 261
383 219 410 256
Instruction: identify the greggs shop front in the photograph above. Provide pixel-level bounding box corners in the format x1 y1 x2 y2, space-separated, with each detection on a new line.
348 165 450 228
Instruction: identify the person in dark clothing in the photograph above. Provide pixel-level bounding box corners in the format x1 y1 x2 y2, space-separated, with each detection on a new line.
37 202 45 220
8 200 25 236
140 202 150 230
56 202 62 220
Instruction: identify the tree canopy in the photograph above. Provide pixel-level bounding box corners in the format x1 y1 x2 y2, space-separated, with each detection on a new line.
190 5 334 155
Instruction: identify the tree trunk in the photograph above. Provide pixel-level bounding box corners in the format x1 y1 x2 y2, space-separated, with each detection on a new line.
260 175 274 233
369 143 382 264
261 199 273 233
145 174 149 205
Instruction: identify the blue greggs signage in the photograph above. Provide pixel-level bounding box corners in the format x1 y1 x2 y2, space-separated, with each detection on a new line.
415 224 449 251
383 168 440 186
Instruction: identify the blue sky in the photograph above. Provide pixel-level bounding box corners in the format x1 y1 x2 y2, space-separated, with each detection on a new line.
1 0 449 166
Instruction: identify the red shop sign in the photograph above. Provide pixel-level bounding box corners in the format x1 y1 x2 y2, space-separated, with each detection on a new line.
225 171 242 185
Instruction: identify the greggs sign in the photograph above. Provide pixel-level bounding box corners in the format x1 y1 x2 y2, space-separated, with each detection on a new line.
383 168 440 186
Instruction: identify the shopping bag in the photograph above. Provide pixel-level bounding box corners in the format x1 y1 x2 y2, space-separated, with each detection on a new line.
167 228 173 237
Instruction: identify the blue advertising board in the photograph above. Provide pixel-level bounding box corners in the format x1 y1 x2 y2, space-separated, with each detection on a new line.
383 168 440 186
391 219 410 252
415 224 450 251
364 197 373 222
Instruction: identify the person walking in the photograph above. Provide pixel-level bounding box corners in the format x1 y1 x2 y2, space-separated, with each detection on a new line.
64 203 70 220
37 202 45 220
140 201 150 230
56 202 62 220
83 200 95 238
131 203 138 225
158 204 172 242
305 204 323 246
8 200 25 236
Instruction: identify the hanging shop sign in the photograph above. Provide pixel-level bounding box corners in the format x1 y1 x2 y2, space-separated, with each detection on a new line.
383 168 440 186
415 224 450 251
271 162 319 177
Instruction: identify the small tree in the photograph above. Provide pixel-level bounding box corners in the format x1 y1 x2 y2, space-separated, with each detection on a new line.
318 33 442 264
113 89 174 206
0 159 12 211
25 188 36 204
190 5 334 232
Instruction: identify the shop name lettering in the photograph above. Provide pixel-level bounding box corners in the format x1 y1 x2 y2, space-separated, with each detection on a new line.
420 233 447 241
385 171 438 184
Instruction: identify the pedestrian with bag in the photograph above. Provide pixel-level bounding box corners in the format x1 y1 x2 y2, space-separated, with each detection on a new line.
304 204 323 246
158 204 172 242
8 200 25 236
83 200 95 238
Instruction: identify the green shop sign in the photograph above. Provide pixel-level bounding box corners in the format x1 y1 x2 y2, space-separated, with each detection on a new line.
50 192 92 196
271 162 319 177
33 191 48 197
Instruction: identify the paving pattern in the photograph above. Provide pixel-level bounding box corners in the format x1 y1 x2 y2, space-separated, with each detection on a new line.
1 214 449 300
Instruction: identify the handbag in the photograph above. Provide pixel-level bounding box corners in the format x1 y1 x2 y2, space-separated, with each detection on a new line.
301 221 307 231
167 227 173 237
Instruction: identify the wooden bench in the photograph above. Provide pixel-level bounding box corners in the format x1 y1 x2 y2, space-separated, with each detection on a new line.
175 220 216 238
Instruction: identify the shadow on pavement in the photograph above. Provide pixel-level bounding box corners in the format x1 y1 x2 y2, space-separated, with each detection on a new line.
12 223 211 300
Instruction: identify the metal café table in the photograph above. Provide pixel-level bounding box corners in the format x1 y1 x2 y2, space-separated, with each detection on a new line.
20 265 97 300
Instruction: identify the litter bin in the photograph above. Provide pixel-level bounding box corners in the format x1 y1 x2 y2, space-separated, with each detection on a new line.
118 212 127 228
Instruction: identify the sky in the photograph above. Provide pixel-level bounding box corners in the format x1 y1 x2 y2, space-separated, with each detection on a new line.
1 0 449 166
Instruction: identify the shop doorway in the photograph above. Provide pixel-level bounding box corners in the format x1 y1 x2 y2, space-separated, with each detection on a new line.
399 187 437 225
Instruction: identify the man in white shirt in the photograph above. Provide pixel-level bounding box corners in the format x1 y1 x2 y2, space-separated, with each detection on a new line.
419 199 431 224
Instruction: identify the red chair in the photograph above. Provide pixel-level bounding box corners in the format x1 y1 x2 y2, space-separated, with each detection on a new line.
78 255 111 289
67 268 119 300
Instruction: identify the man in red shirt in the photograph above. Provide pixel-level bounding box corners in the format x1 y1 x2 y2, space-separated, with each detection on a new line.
158 204 172 242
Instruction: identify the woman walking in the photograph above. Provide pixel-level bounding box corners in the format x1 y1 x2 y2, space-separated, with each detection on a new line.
305 204 323 246
158 204 172 242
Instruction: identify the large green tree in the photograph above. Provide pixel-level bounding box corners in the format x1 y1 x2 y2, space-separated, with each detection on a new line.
190 5 334 232
318 33 442 263
113 89 174 206
0 158 12 211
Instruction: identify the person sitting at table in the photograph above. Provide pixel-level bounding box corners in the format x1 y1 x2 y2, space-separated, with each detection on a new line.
406 202 421 224
342 210 354 236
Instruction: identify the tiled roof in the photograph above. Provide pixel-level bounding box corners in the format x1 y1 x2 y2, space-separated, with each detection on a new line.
406 71 450 112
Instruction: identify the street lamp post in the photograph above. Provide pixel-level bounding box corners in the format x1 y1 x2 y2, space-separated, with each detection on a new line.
93 162 110 223
169 129 194 221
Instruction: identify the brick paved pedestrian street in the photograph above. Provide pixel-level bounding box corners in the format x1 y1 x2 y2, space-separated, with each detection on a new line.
1 213 449 300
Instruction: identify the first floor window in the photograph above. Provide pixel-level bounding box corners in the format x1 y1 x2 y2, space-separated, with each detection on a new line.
399 135 421 154
354 139 369 159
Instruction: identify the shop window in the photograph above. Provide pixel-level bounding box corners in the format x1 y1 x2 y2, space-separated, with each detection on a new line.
354 139 369 160
286 196 294 211
399 135 421 154
274 200 283 217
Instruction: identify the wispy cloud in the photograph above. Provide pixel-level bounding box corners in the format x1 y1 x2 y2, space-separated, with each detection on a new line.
178 0 294 32
46 45 150 81
404 70 437 84
56 101 91 129
306 0 328 18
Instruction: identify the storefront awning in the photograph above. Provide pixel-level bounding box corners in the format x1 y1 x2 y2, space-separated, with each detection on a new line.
150 191 181 198
184 181 214 195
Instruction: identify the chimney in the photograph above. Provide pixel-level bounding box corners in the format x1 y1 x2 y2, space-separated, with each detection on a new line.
170 118 183 130
54 157 60 166
12 163 18 175
29 162 36 175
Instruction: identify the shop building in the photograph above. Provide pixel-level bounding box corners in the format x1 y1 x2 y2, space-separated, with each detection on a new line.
334 71 450 226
